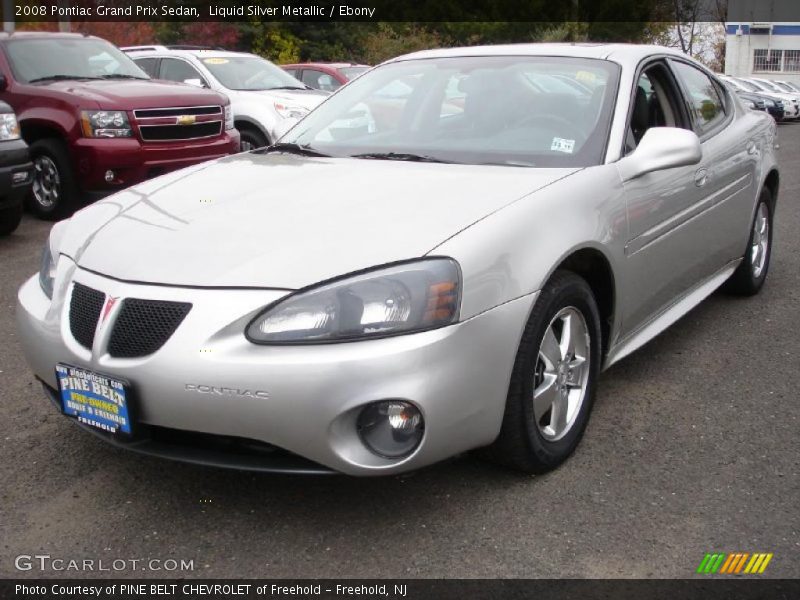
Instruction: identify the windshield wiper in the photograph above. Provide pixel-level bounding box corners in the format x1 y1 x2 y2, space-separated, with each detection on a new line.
99 74 149 80
268 85 312 91
28 75 101 83
261 142 330 157
351 152 454 164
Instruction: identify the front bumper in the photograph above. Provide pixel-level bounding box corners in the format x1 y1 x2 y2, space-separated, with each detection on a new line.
71 130 240 194
17 262 534 476
0 138 33 209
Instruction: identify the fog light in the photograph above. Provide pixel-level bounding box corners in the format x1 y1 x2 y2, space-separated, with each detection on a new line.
104 170 115 183
357 400 424 458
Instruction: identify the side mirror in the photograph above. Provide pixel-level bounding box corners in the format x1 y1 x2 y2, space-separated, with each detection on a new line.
0 74 7 92
618 127 702 182
183 78 205 88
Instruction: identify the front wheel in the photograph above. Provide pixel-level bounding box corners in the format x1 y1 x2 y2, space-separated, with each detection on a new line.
28 138 79 221
724 188 773 296
487 270 602 473
239 128 268 152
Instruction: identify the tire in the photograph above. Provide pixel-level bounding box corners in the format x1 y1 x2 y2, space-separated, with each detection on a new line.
239 127 268 152
723 187 773 296
487 270 602 473
0 202 23 236
27 138 79 221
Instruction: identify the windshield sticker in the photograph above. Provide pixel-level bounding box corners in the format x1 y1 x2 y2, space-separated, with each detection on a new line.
576 71 596 84
203 58 229 65
551 137 575 154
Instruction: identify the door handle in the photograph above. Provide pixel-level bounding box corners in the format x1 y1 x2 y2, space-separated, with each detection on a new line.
694 168 708 187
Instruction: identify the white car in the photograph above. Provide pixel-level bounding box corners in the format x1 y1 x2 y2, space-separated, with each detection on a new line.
122 45 329 150
741 77 800 118
720 76 798 119
772 79 800 94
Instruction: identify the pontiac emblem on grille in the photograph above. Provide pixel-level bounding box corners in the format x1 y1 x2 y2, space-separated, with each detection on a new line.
101 296 119 324
176 115 196 125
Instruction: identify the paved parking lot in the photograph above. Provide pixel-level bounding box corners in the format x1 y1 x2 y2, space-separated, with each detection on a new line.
1 126 798 580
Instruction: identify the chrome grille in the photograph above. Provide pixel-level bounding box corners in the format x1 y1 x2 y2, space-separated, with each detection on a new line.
133 105 223 142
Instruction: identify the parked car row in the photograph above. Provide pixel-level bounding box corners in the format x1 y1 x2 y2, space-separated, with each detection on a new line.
0 32 365 228
720 74 800 122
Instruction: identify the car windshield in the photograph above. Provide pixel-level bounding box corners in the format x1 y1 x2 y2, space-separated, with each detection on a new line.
200 55 306 91
339 66 370 80
283 55 619 167
5 37 148 83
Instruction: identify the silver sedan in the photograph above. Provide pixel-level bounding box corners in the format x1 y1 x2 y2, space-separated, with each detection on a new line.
17 44 779 476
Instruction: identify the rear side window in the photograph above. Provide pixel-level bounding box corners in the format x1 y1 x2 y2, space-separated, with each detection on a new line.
671 61 726 135
133 57 158 77
302 69 342 91
159 58 207 86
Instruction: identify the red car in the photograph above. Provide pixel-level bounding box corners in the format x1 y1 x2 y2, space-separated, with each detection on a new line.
281 62 370 92
0 32 240 219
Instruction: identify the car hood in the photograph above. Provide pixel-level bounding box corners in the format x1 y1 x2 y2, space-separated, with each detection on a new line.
235 88 328 110
62 153 578 289
37 79 227 109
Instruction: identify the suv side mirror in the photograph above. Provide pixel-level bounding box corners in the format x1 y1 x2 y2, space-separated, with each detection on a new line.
183 78 205 88
617 127 702 181
0 74 7 92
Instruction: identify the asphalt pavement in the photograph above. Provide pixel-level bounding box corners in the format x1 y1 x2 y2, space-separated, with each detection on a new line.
1 126 798 580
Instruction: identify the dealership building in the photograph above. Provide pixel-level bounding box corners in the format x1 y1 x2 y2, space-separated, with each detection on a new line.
725 23 800 83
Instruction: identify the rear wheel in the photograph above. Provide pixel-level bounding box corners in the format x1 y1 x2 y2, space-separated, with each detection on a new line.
488 270 602 473
724 188 773 296
0 203 23 236
28 138 79 221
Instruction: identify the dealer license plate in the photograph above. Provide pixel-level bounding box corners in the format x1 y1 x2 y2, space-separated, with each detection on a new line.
55 364 132 435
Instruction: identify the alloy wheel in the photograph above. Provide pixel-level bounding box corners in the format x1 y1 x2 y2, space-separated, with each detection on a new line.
533 306 591 441
750 202 769 278
32 155 61 210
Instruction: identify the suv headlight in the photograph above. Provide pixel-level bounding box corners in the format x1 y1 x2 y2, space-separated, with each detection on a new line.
0 112 21 141
81 110 132 138
223 104 234 130
39 240 56 299
274 102 309 120
246 258 461 344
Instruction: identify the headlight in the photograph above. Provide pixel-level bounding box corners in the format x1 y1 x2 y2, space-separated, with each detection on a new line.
246 258 461 344
80 110 132 138
274 102 309 120
0 112 21 141
223 104 234 130
39 240 56 299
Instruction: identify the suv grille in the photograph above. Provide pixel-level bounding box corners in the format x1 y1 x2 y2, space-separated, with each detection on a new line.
133 105 223 142
107 298 192 358
69 283 105 350
139 121 221 141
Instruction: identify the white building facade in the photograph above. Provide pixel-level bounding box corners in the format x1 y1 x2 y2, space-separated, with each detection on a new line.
725 23 800 84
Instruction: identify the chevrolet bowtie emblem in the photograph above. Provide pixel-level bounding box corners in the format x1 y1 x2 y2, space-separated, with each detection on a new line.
176 115 196 125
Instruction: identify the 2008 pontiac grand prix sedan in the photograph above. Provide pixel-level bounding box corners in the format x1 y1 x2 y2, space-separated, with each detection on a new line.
17 44 779 476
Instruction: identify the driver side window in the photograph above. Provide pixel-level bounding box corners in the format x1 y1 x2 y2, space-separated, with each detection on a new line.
625 63 687 155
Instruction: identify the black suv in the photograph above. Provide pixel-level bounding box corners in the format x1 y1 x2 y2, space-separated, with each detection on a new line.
0 100 32 235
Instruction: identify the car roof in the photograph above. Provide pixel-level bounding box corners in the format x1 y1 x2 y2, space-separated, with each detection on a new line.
282 62 370 69
389 43 688 66
0 31 99 42
124 47 255 60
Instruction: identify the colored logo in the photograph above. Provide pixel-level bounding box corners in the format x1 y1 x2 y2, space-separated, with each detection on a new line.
176 115 196 125
100 296 119 324
696 552 773 575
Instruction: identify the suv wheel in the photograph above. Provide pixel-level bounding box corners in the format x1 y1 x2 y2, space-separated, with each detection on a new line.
239 128 268 152
28 138 78 221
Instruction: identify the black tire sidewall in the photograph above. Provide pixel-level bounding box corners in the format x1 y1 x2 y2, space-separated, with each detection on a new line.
520 276 602 466
239 128 268 152
0 203 23 236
